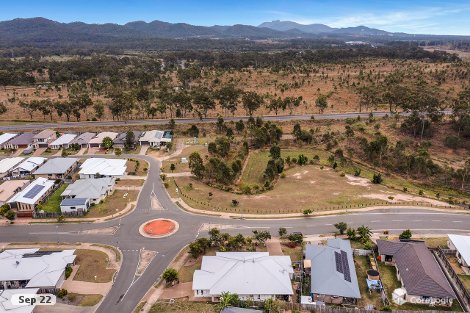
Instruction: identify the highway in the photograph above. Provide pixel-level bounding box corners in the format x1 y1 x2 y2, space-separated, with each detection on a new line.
0 111 406 131
0 155 469 313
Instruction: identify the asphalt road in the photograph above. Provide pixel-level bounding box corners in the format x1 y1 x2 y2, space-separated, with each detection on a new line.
0 155 469 313
0 111 408 131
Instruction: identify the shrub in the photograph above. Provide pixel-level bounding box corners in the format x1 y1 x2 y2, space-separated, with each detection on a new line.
231 199 239 207
65 266 73 279
444 135 460 149
372 173 383 184
280 173 286 179
162 268 178 285
399 229 412 240
354 168 361 176
57 289 68 299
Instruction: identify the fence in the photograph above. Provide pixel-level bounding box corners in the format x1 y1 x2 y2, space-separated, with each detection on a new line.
434 248 470 312
33 209 86 219
295 303 462 313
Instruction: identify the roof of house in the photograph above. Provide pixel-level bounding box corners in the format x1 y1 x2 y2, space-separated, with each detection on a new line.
139 130 171 143
221 308 262 313
61 177 114 199
12 157 46 173
0 288 39 313
88 132 118 144
0 249 75 288
0 133 18 146
60 198 89 206
0 180 29 203
69 132 96 145
305 239 361 299
0 157 24 174
33 129 55 139
8 177 55 205
448 234 470 267
50 134 77 146
192 252 293 296
377 240 455 299
79 158 126 176
33 158 78 175
113 131 143 145
5 133 35 146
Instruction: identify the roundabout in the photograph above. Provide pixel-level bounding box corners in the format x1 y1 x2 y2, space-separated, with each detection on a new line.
139 218 179 238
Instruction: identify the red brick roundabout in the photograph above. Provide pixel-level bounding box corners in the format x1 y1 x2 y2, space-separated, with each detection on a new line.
138 218 179 238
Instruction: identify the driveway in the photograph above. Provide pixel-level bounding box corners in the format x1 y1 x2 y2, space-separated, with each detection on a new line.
266 237 284 256
139 146 149 155
33 147 47 156
160 282 193 300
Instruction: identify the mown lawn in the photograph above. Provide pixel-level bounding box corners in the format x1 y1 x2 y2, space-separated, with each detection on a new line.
73 249 116 283
86 190 138 218
66 293 103 306
40 184 68 213
355 256 382 309
149 301 216 313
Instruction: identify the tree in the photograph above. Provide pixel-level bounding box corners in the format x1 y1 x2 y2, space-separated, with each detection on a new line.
358 85 381 112
242 91 264 116
357 225 372 243
93 101 105 120
187 125 199 138
278 227 287 237
235 120 245 133
101 136 113 149
334 222 348 235
217 292 239 312
269 145 281 159
346 228 356 240
288 233 303 245
5 210 15 221
399 229 412 240
0 102 7 116
252 230 271 246
315 94 328 113
189 152 205 179
124 131 136 150
162 268 178 285
264 298 281 313
192 87 215 119
452 89 470 137
215 84 241 116
170 163 176 172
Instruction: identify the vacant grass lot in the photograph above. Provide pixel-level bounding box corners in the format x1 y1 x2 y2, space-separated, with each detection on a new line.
73 249 115 283
116 179 145 186
66 293 103 306
162 144 208 174
86 190 138 218
40 184 68 213
127 159 149 176
149 301 216 313
170 164 414 214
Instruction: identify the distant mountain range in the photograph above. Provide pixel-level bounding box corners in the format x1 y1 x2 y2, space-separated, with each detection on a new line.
0 17 467 46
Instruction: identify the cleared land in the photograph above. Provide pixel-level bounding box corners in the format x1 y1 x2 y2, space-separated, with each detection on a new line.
149 301 215 313
65 293 103 307
86 190 138 218
73 249 116 283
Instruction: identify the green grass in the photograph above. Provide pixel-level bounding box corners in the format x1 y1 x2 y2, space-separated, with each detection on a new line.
280 242 303 262
73 249 116 283
149 301 216 313
66 293 103 306
355 256 382 309
460 275 470 292
39 184 68 213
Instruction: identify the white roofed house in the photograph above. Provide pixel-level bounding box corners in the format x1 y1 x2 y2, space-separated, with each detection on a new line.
0 249 75 293
49 133 77 149
78 158 127 179
0 133 18 149
0 157 24 178
88 132 118 148
0 288 39 313
192 252 294 302
60 177 115 213
448 234 470 274
7 177 55 217
10 157 46 178
139 130 172 147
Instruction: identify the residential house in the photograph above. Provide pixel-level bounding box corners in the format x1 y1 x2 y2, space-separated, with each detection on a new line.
0 133 18 149
0 249 75 292
7 177 55 217
49 133 77 149
32 129 56 149
0 157 24 178
304 239 361 304
192 252 293 302
447 234 470 274
2 133 34 150
0 288 39 313
60 198 90 213
61 177 115 205
88 132 118 148
78 158 127 179
0 180 29 205
69 132 96 148
377 240 456 306
113 131 142 149
10 157 46 177
139 130 172 147
33 158 79 180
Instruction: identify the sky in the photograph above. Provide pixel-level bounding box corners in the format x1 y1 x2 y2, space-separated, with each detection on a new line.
1 0 470 35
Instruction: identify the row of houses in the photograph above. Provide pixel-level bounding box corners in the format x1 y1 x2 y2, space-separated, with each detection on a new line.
191 237 462 309
0 129 172 151
0 157 127 217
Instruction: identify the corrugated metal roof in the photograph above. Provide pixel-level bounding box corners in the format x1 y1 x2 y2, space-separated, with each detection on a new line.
60 198 89 206
33 158 78 175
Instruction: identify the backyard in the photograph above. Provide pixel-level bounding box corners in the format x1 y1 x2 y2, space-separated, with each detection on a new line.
39 184 68 213
355 255 382 309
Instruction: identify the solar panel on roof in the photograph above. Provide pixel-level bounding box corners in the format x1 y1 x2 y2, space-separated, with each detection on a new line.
341 250 351 282
335 251 343 273
23 185 45 199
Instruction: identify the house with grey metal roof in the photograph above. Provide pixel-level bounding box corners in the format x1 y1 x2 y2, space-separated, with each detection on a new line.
33 158 79 180
377 240 455 306
10 157 46 177
69 132 96 148
304 239 360 304
3 132 35 150
113 131 143 149
49 133 77 149
60 198 90 213
61 177 115 205
192 252 293 302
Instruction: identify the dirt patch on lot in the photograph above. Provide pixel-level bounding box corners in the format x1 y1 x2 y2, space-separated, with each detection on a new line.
361 192 449 206
346 174 371 187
